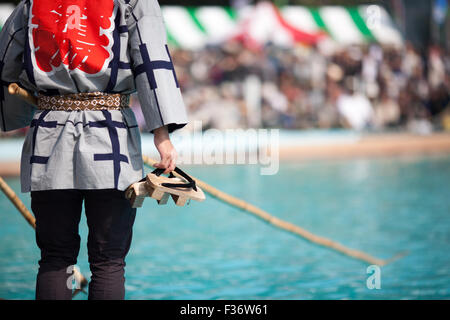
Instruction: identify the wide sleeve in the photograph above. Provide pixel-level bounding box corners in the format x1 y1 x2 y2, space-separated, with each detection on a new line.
0 1 36 132
126 0 188 133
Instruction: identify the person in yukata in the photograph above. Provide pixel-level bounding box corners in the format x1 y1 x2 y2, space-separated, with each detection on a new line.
0 0 188 300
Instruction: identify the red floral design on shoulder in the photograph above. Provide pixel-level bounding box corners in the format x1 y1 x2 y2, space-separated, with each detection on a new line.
30 0 114 75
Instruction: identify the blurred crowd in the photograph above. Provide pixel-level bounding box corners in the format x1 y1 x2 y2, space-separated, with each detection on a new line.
2 40 450 138
169 40 450 133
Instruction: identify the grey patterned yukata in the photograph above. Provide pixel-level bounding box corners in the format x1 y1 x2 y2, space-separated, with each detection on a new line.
0 0 188 193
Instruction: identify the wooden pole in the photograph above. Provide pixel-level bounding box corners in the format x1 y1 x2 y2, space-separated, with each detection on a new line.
0 176 88 297
142 156 406 266
0 176 36 228
6 83 405 266
8 83 37 106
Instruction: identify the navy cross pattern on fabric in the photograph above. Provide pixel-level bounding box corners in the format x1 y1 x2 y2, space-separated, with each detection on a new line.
134 44 180 90
89 110 129 189
30 110 58 164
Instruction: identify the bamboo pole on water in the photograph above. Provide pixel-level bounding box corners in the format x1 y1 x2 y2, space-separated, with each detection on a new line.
0 176 36 228
142 156 406 266
0 176 88 298
5 82 405 266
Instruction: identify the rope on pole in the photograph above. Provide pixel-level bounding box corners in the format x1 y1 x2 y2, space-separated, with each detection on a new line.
142 155 407 266
0 176 88 298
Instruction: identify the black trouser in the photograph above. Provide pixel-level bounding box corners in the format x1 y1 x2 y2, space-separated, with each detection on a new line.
31 189 136 300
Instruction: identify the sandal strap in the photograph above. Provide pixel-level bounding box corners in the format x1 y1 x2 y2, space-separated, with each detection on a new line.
151 167 198 192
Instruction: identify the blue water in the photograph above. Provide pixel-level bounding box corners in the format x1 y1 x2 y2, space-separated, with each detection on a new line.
1 155 449 300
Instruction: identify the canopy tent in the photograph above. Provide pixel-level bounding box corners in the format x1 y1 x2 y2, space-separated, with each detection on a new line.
161 3 403 49
0 2 403 50
0 3 14 28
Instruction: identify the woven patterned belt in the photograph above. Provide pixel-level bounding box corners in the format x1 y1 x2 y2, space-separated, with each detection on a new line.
37 92 130 111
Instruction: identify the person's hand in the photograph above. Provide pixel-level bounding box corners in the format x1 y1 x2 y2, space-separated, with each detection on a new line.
153 126 177 174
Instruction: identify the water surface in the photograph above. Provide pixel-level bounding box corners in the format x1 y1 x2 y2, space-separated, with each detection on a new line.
0 155 449 299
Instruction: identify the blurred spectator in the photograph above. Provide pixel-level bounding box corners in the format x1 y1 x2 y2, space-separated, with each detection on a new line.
167 39 448 133
336 79 374 130
2 39 449 138
373 89 401 129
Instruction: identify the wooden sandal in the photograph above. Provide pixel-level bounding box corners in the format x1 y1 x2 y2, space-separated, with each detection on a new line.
146 168 206 206
126 167 206 208
125 178 148 208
